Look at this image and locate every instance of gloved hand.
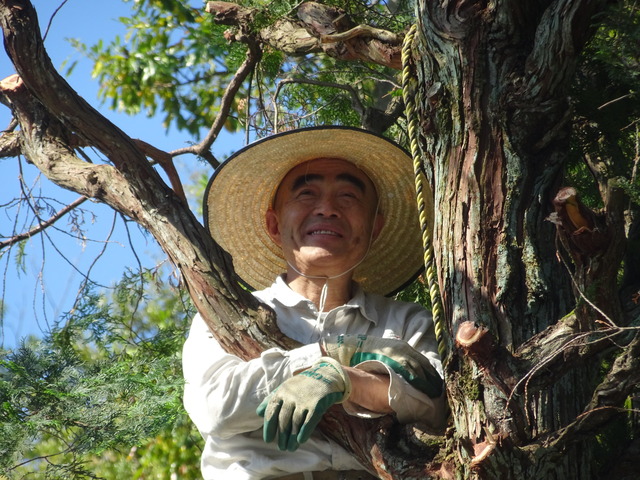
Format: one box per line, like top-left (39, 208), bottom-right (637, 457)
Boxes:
top-left (322, 334), bottom-right (442, 398)
top-left (256, 357), bottom-right (351, 452)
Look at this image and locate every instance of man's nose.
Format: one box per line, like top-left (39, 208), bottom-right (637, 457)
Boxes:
top-left (313, 195), bottom-right (339, 216)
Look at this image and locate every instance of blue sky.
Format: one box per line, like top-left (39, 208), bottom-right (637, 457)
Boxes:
top-left (0, 1), bottom-right (242, 347)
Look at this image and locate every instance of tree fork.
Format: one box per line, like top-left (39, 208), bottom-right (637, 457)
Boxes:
top-left (0, 0), bottom-right (290, 358)
top-left (206, 1), bottom-right (405, 69)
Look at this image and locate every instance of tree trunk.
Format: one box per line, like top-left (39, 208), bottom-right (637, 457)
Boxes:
top-left (412, 0), bottom-right (632, 478)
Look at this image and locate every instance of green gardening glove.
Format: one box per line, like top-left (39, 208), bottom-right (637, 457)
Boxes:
top-left (256, 357), bottom-right (351, 452)
top-left (322, 334), bottom-right (443, 398)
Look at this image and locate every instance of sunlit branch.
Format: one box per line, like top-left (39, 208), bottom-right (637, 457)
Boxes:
top-left (133, 139), bottom-right (187, 204)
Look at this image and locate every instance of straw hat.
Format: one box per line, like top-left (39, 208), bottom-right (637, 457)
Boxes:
top-left (204, 126), bottom-right (432, 296)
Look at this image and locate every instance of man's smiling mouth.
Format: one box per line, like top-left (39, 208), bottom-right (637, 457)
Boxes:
top-left (309, 229), bottom-right (341, 236)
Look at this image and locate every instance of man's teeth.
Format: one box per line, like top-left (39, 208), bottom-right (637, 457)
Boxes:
top-left (311, 230), bottom-right (338, 235)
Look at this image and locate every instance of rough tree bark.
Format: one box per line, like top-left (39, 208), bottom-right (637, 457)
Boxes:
top-left (412, 0), bottom-right (639, 478)
top-left (1, 0), bottom-right (639, 479)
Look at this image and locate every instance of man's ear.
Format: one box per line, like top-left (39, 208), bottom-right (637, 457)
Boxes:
top-left (372, 212), bottom-right (385, 242)
top-left (265, 208), bottom-right (282, 246)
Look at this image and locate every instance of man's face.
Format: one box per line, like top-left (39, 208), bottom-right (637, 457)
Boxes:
top-left (266, 158), bottom-right (384, 278)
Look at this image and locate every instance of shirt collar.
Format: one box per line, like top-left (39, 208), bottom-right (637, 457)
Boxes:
top-left (269, 275), bottom-right (378, 325)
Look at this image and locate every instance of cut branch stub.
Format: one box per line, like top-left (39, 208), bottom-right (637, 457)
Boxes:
top-left (456, 321), bottom-right (495, 369)
top-left (455, 320), bottom-right (521, 400)
top-left (550, 186), bottom-right (610, 256)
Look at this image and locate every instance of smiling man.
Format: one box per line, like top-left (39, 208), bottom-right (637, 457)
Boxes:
top-left (265, 158), bottom-right (384, 311)
top-left (183, 127), bottom-right (446, 480)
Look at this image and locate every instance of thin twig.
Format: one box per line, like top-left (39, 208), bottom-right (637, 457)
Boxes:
top-left (274, 77), bottom-right (366, 119)
top-left (170, 40), bottom-right (262, 166)
top-left (42, 0), bottom-right (70, 41)
top-left (597, 93), bottom-right (634, 110)
top-left (0, 196), bottom-right (88, 250)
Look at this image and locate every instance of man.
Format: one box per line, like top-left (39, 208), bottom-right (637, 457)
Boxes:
top-left (183, 126), bottom-right (446, 480)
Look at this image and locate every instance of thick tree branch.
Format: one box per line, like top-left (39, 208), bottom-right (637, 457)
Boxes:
top-left (0, 0), bottom-right (293, 357)
top-left (524, 0), bottom-right (609, 102)
top-left (321, 24), bottom-right (402, 46)
top-left (0, 2), bottom-right (149, 178)
top-left (206, 1), bottom-right (405, 69)
top-left (0, 129), bottom-right (20, 157)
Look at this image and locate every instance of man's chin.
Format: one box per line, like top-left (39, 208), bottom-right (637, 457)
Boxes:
top-left (293, 248), bottom-right (362, 274)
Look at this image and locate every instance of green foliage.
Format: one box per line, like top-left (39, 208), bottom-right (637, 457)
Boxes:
top-left (567, 0), bottom-right (640, 208)
top-left (618, 176), bottom-right (640, 207)
top-left (395, 275), bottom-right (433, 311)
top-left (13, 240), bottom-right (27, 276)
top-left (321, 0), bottom-right (414, 31)
top-left (0, 269), bottom-right (201, 479)
top-left (70, 0), bottom-right (242, 136)
top-left (593, 395), bottom-right (636, 475)
top-left (87, 415), bottom-right (202, 479)
top-left (70, 0), bottom-right (413, 138)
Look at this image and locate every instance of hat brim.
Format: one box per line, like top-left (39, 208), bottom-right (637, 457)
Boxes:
top-left (204, 126), bottom-right (432, 296)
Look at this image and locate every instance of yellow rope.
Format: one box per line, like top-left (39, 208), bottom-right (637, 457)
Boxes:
top-left (402, 24), bottom-right (447, 361)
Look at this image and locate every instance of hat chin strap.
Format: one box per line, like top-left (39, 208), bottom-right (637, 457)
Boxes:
top-left (286, 256), bottom-right (362, 314)
top-left (286, 201), bottom-right (380, 315)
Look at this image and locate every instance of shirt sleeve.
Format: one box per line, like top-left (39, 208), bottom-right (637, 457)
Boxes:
top-left (345, 360), bottom-right (447, 428)
top-left (344, 299), bottom-right (447, 428)
top-left (182, 313), bottom-right (323, 439)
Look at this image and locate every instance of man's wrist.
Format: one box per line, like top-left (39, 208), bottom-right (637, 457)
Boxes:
top-left (343, 366), bottom-right (393, 414)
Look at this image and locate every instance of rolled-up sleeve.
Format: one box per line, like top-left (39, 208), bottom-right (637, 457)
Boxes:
top-left (343, 295), bottom-right (447, 428)
top-left (342, 360), bottom-right (446, 428)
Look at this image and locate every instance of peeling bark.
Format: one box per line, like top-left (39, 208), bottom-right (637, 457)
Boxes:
top-left (413, 0), bottom-right (633, 478)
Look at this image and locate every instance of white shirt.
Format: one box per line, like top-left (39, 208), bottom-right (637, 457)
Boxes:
top-left (183, 276), bottom-right (445, 480)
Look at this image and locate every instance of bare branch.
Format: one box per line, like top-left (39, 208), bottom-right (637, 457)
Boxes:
top-left (169, 39), bottom-right (261, 165)
top-left (0, 196), bottom-right (88, 251)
